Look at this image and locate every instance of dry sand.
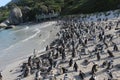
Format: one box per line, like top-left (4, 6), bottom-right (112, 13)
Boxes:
top-left (1, 21), bottom-right (61, 80)
top-left (1, 13), bottom-right (120, 80)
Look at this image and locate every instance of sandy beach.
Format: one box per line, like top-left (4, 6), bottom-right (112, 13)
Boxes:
top-left (0, 11), bottom-right (120, 80)
top-left (0, 21), bottom-right (61, 80)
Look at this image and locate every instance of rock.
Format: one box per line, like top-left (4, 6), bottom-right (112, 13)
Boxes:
top-left (0, 6), bottom-right (23, 28)
top-left (0, 20), bottom-right (15, 29)
top-left (0, 23), bottom-right (7, 28)
top-left (4, 25), bottom-right (15, 30)
top-left (9, 6), bottom-right (23, 25)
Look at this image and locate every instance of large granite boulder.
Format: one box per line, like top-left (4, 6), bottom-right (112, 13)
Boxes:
top-left (0, 6), bottom-right (23, 29)
top-left (9, 6), bottom-right (23, 25)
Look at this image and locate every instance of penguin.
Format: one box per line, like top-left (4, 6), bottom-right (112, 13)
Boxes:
top-left (107, 50), bottom-right (114, 57)
top-left (73, 62), bottom-right (78, 72)
top-left (79, 70), bottom-right (85, 80)
top-left (69, 58), bottom-right (73, 67)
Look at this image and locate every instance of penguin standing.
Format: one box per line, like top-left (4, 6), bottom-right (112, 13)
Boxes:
top-left (107, 70), bottom-right (113, 80)
top-left (79, 70), bottom-right (85, 80)
top-left (91, 64), bottom-right (98, 75)
top-left (62, 48), bottom-right (66, 60)
top-left (113, 44), bottom-right (119, 51)
top-left (73, 62), bottom-right (78, 72)
top-left (49, 58), bottom-right (53, 67)
top-left (96, 52), bottom-right (101, 61)
top-left (72, 47), bottom-right (76, 58)
top-left (69, 59), bottom-right (73, 67)
top-left (106, 60), bottom-right (113, 70)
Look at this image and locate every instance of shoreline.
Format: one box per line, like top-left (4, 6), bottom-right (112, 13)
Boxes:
top-left (1, 21), bottom-right (61, 80)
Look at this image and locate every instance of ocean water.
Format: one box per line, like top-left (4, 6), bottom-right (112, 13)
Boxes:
top-left (0, 22), bottom-right (56, 69)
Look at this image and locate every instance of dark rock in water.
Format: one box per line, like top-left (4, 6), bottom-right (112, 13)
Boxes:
top-left (4, 27), bottom-right (12, 30)
top-left (4, 25), bottom-right (15, 30)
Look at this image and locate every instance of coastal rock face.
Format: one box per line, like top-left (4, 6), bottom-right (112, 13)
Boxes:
top-left (0, 6), bottom-right (22, 29)
top-left (9, 6), bottom-right (23, 25)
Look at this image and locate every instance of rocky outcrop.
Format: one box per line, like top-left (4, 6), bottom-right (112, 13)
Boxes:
top-left (0, 23), bottom-right (7, 28)
top-left (0, 6), bottom-right (23, 29)
top-left (9, 6), bottom-right (23, 25)
top-left (0, 20), bottom-right (15, 29)
top-left (0, 20), bottom-right (9, 28)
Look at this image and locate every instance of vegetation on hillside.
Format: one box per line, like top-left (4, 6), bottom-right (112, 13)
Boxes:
top-left (63, 0), bottom-right (120, 14)
top-left (0, 7), bottom-right (9, 22)
top-left (0, 0), bottom-right (120, 22)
